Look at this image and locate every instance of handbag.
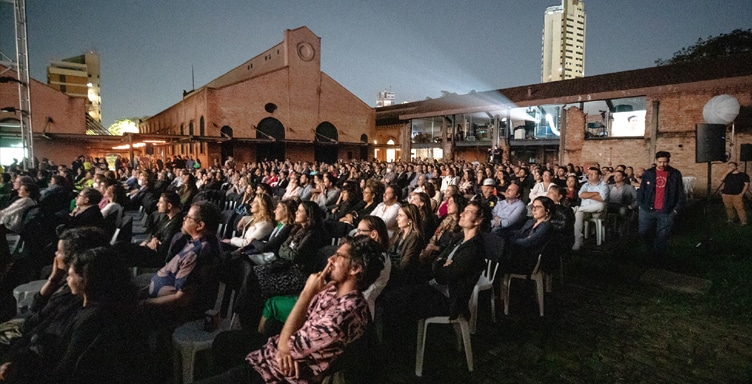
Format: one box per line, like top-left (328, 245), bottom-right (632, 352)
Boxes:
top-left (253, 261), bottom-right (306, 297)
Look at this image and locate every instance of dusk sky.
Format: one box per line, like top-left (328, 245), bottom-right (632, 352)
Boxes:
top-left (1, 0), bottom-right (750, 127)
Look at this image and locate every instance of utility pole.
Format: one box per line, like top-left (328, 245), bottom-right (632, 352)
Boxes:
top-left (1, 0), bottom-right (34, 169)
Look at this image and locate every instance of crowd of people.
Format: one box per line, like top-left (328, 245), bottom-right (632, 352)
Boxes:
top-left (0, 150), bottom-right (698, 382)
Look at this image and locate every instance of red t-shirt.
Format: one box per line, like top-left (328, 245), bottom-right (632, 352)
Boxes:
top-left (654, 169), bottom-right (668, 210)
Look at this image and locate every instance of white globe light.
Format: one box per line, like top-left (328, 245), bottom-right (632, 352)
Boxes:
top-left (703, 94), bottom-right (740, 125)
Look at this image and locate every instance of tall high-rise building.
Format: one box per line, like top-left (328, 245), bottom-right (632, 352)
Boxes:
top-left (541, 0), bottom-right (586, 83)
top-left (47, 51), bottom-right (101, 122)
top-left (376, 89), bottom-right (395, 107)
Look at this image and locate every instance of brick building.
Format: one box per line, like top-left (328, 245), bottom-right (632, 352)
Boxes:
top-left (376, 52), bottom-right (752, 196)
top-left (0, 64), bottom-right (124, 166)
top-left (139, 26), bottom-right (374, 166)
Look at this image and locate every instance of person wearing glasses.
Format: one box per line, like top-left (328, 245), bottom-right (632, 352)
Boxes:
top-left (57, 188), bottom-right (105, 235)
top-left (255, 216), bottom-right (391, 337)
top-left (201, 236), bottom-right (384, 384)
top-left (139, 200), bottom-right (221, 327)
top-left (500, 196), bottom-right (555, 274)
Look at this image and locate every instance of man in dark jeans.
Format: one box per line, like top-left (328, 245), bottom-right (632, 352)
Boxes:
top-left (636, 151), bottom-right (686, 262)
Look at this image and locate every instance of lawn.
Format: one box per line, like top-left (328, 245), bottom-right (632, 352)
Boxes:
top-left (370, 199), bottom-right (752, 384)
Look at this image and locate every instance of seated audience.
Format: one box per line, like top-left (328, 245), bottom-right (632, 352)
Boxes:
top-left (223, 194), bottom-right (275, 249)
top-left (410, 192), bottom-right (439, 241)
top-left (490, 183), bottom-right (527, 238)
top-left (56, 188), bottom-right (105, 235)
top-left (607, 170), bottom-right (638, 216)
top-left (139, 200), bottom-right (222, 327)
top-left (420, 194), bottom-right (466, 264)
top-left (572, 167), bottom-right (609, 251)
top-left (201, 236), bottom-right (384, 384)
top-left (371, 184), bottom-right (401, 237)
top-left (119, 191), bottom-right (185, 268)
top-left (380, 201), bottom-right (489, 331)
top-left (233, 201), bottom-right (326, 330)
top-left (386, 203), bottom-right (426, 286)
top-left (0, 246), bottom-right (136, 384)
top-left (501, 196), bottom-right (555, 274)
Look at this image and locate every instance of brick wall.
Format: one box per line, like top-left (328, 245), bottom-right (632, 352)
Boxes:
top-left (563, 82), bottom-right (752, 196)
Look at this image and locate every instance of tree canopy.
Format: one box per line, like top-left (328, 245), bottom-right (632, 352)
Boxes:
top-left (108, 118), bottom-right (141, 135)
top-left (655, 28), bottom-right (752, 66)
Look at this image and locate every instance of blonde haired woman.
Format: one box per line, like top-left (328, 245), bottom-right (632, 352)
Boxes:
top-left (223, 193), bottom-right (275, 249)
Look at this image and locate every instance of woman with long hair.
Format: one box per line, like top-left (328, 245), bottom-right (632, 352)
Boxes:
top-left (235, 200), bottom-right (326, 330)
top-left (564, 174), bottom-right (581, 208)
top-left (223, 194), bottom-right (275, 249)
top-left (178, 173), bottom-right (199, 209)
top-left (420, 193), bottom-right (466, 263)
top-left (459, 169), bottom-right (476, 197)
top-left (327, 183), bottom-right (361, 222)
top-left (387, 203), bottom-right (426, 286)
top-left (411, 192), bottom-right (439, 240)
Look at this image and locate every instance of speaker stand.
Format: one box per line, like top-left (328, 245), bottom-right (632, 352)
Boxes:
top-left (698, 162), bottom-right (714, 257)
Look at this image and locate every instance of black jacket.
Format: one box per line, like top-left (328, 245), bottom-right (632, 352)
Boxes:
top-left (431, 234), bottom-right (485, 320)
top-left (636, 166), bottom-right (685, 214)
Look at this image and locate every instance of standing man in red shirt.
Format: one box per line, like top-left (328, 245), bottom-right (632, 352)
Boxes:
top-left (636, 151), bottom-right (686, 262)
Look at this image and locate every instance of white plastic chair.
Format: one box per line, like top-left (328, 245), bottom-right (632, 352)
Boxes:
top-left (13, 279), bottom-right (46, 314)
top-left (172, 282), bottom-right (238, 384)
top-left (415, 314), bottom-right (473, 377)
top-left (501, 250), bottom-right (554, 317)
top-left (110, 228), bottom-right (121, 245)
top-left (584, 217), bottom-right (605, 245)
top-left (469, 259), bottom-right (498, 334)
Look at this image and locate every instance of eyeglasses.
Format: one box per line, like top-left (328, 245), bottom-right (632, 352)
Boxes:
top-left (184, 215), bottom-right (200, 222)
top-left (355, 228), bottom-right (371, 234)
top-left (531, 205), bottom-right (545, 210)
top-left (333, 251), bottom-right (350, 260)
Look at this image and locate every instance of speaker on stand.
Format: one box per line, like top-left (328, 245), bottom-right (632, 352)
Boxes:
top-left (740, 143), bottom-right (752, 172)
top-left (696, 95), bottom-right (740, 255)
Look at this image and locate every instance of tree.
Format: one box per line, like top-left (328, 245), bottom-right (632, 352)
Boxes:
top-left (108, 118), bottom-right (141, 135)
top-left (655, 28), bottom-right (752, 66)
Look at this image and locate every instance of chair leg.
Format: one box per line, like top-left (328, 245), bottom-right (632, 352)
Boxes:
top-left (173, 347), bottom-right (181, 384)
top-left (534, 274), bottom-right (545, 317)
top-left (458, 320), bottom-right (474, 372)
top-left (415, 319), bottom-right (427, 377)
top-left (451, 322), bottom-right (463, 351)
top-left (469, 288), bottom-right (478, 334)
top-left (490, 294), bottom-right (496, 323)
top-left (595, 219), bottom-right (604, 245)
top-left (180, 347), bottom-right (196, 384)
top-left (502, 275), bottom-right (511, 315)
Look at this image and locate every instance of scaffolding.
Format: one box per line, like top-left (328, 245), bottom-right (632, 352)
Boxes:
top-left (1, 0), bottom-right (34, 169)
